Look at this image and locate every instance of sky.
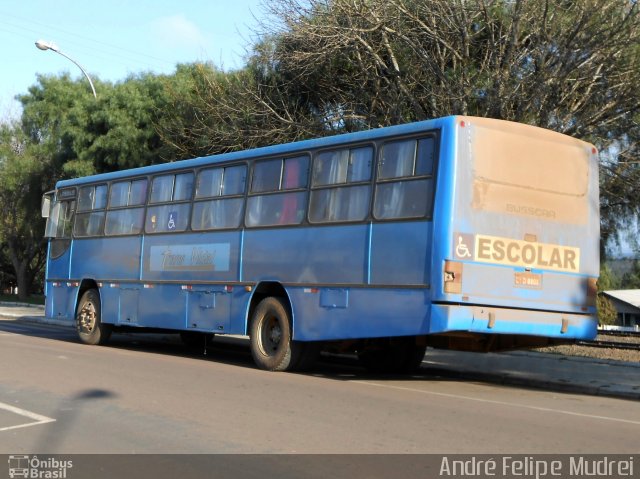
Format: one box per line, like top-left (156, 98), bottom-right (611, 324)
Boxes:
top-left (0, 0), bottom-right (265, 120)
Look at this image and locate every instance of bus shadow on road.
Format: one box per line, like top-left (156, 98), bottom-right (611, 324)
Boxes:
top-left (3, 319), bottom-right (558, 391)
top-left (103, 333), bottom-right (483, 386)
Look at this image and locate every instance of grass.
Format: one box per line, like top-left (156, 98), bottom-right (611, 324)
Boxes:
top-left (0, 294), bottom-right (45, 305)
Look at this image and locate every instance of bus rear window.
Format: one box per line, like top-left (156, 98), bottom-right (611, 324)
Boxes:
top-left (469, 121), bottom-right (591, 223)
top-left (473, 125), bottom-right (588, 196)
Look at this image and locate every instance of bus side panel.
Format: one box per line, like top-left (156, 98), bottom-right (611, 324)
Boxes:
top-left (140, 231), bottom-right (241, 283)
top-left (429, 117), bottom-right (459, 302)
top-left (370, 221), bottom-right (431, 286)
top-left (243, 226), bottom-right (368, 284)
top-left (46, 283), bottom-right (78, 321)
top-left (99, 285), bottom-right (119, 325)
top-left (99, 283), bottom-right (186, 329)
top-left (289, 287), bottom-right (431, 341)
top-left (46, 245), bottom-right (72, 280)
top-left (71, 237), bottom-right (142, 280)
top-left (45, 241), bottom-right (74, 320)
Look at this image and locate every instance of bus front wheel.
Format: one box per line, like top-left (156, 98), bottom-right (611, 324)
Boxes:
top-left (249, 297), bottom-right (304, 371)
top-left (76, 289), bottom-right (112, 345)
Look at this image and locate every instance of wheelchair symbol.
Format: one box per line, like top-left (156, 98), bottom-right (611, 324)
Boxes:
top-left (456, 235), bottom-right (472, 258)
top-left (167, 212), bottom-right (177, 230)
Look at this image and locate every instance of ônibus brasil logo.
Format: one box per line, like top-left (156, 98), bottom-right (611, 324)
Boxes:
top-left (8, 455), bottom-right (73, 479)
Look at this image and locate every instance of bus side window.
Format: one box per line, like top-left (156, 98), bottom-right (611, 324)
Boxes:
top-left (174, 173), bottom-right (193, 201)
top-left (75, 184), bottom-right (108, 237)
top-left (145, 173), bottom-right (193, 234)
top-left (309, 146), bottom-right (372, 223)
top-left (105, 208), bottom-right (145, 236)
top-left (192, 198), bottom-right (244, 230)
top-left (246, 192), bottom-right (307, 227)
top-left (145, 204), bottom-right (190, 233)
top-left (374, 137), bottom-right (435, 220)
top-left (56, 200), bottom-right (76, 238)
top-left (150, 175), bottom-right (174, 203)
top-left (105, 179), bottom-right (148, 236)
top-left (246, 157), bottom-right (309, 227)
top-left (196, 165), bottom-right (246, 199)
top-left (193, 165), bottom-right (247, 231)
top-left (130, 180), bottom-right (148, 205)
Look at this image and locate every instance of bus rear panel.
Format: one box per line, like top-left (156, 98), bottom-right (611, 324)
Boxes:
top-left (428, 117), bottom-right (598, 351)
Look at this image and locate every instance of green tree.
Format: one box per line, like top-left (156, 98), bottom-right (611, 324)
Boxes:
top-left (598, 264), bottom-right (620, 291)
top-left (620, 260), bottom-right (640, 289)
top-left (162, 0), bottom-right (640, 254)
top-left (75, 72), bottom-right (178, 173)
top-left (18, 72), bottom-right (177, 177)
top-left (1, 70), bottom-right (183, 297)
top-left (0, 123), bottom-right (48, 300)
top-left (158, 62), bottom-right (324, 158)
top-left (597, 294), bottom-right (618, 325)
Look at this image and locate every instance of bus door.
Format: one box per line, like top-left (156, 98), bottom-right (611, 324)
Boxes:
top-left (43, 190), bottom-right (77, 320)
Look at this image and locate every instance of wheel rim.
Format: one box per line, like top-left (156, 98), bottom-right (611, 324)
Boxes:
top-left (78, 300), bottom-right (96, 333)
top-left (259, 315), bottom-right (282, 356)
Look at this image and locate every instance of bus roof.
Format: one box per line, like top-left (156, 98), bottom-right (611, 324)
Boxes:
top-left (55, 116), bottom-right (456, 189)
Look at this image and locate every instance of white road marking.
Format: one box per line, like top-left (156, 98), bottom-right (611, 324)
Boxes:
top-left (356, 381), bottom-right (640, 426)
top-left (0, 401), bottom-right (56, 432)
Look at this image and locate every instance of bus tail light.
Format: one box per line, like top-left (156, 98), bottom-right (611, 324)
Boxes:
top-left (444, 261), bottom-right (463, 294)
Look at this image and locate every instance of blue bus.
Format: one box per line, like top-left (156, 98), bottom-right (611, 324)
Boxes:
top-left (41, 116), bottom-right (600, 372)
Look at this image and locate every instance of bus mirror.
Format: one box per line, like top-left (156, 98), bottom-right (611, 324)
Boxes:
top-left (41, 195), bottom-right (52, 218)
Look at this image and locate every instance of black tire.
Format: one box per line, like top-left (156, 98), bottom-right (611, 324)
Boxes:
top-left (76, 289), bottom-right (112, 345)
top-left (358, 337), bottom-right (427, 374)
top-left (249, 297), bottom-right (304, 371)
top-left (180, 331), bottom-right (215, 349)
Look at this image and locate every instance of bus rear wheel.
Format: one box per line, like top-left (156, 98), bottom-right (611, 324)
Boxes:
top-left (76, 289), bottom-right (112, 345)
top-left (249, 297), bottom-right (306, 371)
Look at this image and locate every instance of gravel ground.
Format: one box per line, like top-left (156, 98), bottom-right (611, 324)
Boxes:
top-left (534, 334), bottom-right (640, 363)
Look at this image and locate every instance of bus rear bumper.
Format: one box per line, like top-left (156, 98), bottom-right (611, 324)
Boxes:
top-left (429, 303), bottom-right (598, 341)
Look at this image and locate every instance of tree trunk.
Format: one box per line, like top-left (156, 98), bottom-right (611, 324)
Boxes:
top-left (14, 260), bottom-right (30, 302)
top-left (8, 241), bottom-right (32, 302)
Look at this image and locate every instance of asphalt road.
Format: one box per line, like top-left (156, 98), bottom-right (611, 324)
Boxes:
top-left (2, 320), bottom-right (639, 457)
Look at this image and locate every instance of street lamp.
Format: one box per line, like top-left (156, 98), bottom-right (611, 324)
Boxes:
top-left (35, 40), bottom-right (97, 98)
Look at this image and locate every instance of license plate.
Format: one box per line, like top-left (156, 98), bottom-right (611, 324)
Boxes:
top-left (514, 271), bottom-right (542, 289)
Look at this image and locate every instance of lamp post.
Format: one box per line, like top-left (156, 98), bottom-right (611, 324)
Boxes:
top-left (35, 40), bottom-right (97, 98)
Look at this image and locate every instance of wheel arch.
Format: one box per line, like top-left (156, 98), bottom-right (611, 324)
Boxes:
top-left (75, 279), bottom-right (100, 316)
top-left (245, 281), bottom-right (292, 335)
